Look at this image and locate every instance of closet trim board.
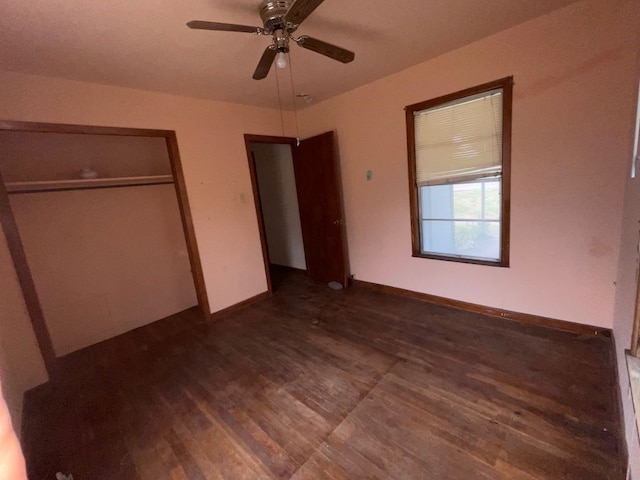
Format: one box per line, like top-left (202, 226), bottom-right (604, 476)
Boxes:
top-left (0, 169), bottom-right (57, 376)
top-left (0, 120), bottom-right (171, 138)
top-left (164, 130), bottom-right (211, 317)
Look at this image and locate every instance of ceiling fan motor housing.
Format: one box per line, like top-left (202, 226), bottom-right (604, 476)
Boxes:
top-left (260, 0), bottom-right (293, 32)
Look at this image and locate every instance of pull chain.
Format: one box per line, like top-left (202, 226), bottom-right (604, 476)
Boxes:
top-left (275, 60), bottom-right (286, 136)
top-left (287, 50), bottom-right (301, 145)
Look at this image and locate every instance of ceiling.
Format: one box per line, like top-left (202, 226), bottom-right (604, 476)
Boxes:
top-left (0, 0), bottom-right (580, 109)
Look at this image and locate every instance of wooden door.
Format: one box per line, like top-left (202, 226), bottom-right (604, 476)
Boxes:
top-left (292, 131), bottom-right (349, 287)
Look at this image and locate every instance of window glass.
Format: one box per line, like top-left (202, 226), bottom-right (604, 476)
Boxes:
top-left (419, 180), bottom-right (501, 261)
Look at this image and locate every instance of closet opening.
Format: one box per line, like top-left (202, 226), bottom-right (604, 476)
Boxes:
top-left (0, 121), bottom-right (208, 375)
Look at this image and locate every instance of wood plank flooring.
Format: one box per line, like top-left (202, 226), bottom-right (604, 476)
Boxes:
top-left (21, 271), bottom-right (623, 479)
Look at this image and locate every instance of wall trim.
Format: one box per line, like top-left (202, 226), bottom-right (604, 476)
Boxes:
top-left (353, 279), bottom-right (611, 337)
top-left (210, 291), bottom-right (269, 321)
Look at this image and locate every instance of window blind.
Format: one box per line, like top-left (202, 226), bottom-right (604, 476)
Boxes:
top-left (414, 89), bottom-right (503, 186)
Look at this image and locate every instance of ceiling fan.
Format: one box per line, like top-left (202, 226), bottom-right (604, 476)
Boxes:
top-left (187, 0), bottom-right (355, 80)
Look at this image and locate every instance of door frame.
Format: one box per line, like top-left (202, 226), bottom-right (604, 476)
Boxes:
top-left (243, 134), bottom-right (298, 295)
top-left (0, 120), bottom-right (210, 376)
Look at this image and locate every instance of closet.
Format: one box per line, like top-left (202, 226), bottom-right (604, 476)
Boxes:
top-left (0, 127), bottom-right (200, 357)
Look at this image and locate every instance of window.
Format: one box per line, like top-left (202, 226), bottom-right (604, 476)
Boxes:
top-left (406, 77), bottom-right (513, 266)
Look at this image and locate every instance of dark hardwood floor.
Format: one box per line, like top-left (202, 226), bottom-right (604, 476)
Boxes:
top-left (22, 271), bottom-right (623, 479)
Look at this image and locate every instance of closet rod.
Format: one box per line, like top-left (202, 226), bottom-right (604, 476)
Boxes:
top-left (5, 175), bottom-right (174, 194)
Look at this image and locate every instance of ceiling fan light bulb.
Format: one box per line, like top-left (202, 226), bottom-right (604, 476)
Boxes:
top-left (275, 52), bottom-right (287, 69)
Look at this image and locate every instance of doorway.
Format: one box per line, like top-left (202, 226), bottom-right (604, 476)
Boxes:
top-left (246, 136), bottom-right (304, 292)
top-left (244, 132), bottom-right (350, 294)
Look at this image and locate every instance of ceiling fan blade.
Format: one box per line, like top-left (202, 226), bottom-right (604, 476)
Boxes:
top-left (186, 21), bottom-right (261, 33)
top-left (284, 0), bottom-right (325, 26)
top-left (296, 36), bottom-right (355, 63)
top-left (253, 47), bottom-right (277, 80)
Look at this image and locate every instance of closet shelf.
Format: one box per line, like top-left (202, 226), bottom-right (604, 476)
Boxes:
top-left (5, 175), bottom-right (174, 194)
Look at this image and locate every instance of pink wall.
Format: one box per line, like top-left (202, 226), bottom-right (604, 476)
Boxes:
top-left (0, 71), bottom-right (294, 314)
top-left (10, 186), bottom-right (198, 356)
top-left (299, 0), bottom-right (640, 329)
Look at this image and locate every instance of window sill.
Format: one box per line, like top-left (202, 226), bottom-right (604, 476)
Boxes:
top-left (411, 252), bottom-right (509, 267)
top-left (626, 351), bottom-right (640, 439)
